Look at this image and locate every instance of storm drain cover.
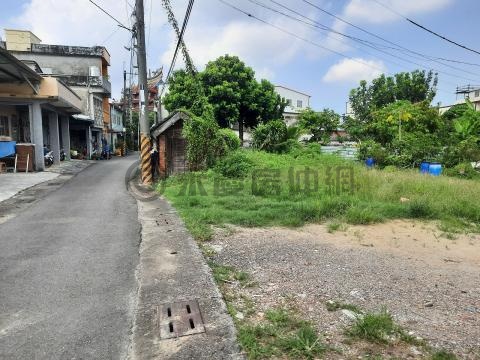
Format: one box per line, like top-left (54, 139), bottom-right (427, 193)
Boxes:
top-left (158, 300), bottom-right (206, 339)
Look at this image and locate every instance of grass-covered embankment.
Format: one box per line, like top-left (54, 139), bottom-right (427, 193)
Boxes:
top-left (159, 148), bottom-right (480, 241)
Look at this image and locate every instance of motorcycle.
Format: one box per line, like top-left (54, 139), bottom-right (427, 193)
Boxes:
top-left (44, 150), bottom-right (54, 167)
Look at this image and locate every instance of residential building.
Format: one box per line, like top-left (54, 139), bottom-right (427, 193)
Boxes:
top-left (4, 29), bottom-right (111, 157)
top-left (454, 85), bottom-right (480, 110)
top-left (0, 47), bottom-right (81, 170)
top-left (274, 85), bottom-right (311, 126)
top-left (109, 101), bottom-right (124, 150)
top-left (431, 85), bottom-right (480, 115)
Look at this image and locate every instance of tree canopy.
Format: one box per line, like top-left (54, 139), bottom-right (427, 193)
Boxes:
top-left (298, 108), bottom-right (340, 143)
top-left (163, 55), bottom-right (285, 141)
top-left (348, 70), bottom-right (438, 125)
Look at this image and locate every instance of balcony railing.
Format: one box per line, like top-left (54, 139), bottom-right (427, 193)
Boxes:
top-left (55, 75), bottom-right (111, 95)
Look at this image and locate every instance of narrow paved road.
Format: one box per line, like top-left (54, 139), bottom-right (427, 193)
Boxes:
top-left (0, 157), bottom-right (140, 359)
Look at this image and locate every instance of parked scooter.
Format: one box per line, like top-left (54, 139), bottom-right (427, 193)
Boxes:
top-left (44, 149), bottom-right (54, 167)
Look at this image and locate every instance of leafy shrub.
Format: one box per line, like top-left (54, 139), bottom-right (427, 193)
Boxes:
top-left (251, 121), bottom-right (302, 153)
top-left (443, 162), bottom-right (479, 179)
top-left (290, 143), bottom-right (322, 159)
top-left (387, 132), bottom-right (442, 168)
top-left (182, 112), bottom-right (224, 170)
top-left (215, 150), bottom-right (254, 178)
top-left (252, 120), bottom-right (287, 153)
top-left (442, 137), bottom-right (480, 168)
top-left (357, 140), bottom-right (388, 166)
top-left (218, 128), bottom-right (241, 152)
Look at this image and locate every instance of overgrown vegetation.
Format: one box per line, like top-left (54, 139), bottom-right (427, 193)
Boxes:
top-left (160, 147), bottom-right (480, 241)
top-left (345, 71), bottom-right (479, 172)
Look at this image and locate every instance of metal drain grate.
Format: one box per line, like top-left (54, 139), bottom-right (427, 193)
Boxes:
top-left (158, 300), bottom-right (206, 339)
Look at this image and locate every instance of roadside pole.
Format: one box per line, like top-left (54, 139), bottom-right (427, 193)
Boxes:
top-left (135, 0), bottom-right (152, 184)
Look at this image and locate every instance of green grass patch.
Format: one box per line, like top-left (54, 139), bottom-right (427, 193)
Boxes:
top-left (430, 350), bottom-right (457, 360)
top-left (238, 308), bottom-right (328, 359)
top-left (161, 149), bottom-right (480, 240)
top-left (208, 260), bottom-right (255, 287)
top-left (347, 308), bottom-right (425, 348)
top-left (326, 300), bottom-right (362, 313)
top-left (347, 309), bottom-right (396, 344)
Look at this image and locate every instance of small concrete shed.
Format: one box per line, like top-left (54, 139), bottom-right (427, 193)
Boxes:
top-left (150, 111), bottom-right (190, 178)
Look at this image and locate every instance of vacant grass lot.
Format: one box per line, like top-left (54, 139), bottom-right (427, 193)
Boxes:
top-left (159, 149), bottom-right (480, 241)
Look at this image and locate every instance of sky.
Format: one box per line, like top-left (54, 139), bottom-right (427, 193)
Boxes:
top-left (1, 0), bottom-right (480, 114)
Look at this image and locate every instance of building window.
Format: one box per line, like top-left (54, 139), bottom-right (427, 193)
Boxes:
top-left (286, 99), bottom-right (292, 106)
top-left (297, 100), bottom-right (303, 108)
top-left (475, 90), bottom-right (480, 97)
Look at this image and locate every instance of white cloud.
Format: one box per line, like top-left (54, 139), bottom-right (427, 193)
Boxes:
top-left (342, 0), bottom-right (453, 24)
top-left (322, 58), bottom-right (386, 83)
top-left (160, 18), bottom-right (314, 79)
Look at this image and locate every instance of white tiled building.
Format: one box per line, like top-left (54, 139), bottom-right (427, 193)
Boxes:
top-left (274, 85), bottom-right (311, 126)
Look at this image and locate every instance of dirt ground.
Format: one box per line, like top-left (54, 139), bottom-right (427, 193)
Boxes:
top-left (209, 220), bottom-right (480, 359)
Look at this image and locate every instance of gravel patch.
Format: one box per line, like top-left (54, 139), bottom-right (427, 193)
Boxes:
top-left (210, 221), bottom-right (480, 359)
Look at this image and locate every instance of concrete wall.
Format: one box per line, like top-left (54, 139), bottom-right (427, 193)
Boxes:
top-left (12, 52), bottom-right (103, 76)
top-left (5, 29), bottom-right (41, 51)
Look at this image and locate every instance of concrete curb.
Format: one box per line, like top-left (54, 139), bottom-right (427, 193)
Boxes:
top-left (130, 193), bottom-right (244, 359)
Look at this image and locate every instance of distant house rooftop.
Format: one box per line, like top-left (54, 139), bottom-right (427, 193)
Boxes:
top-left (3, 29), bottom-right (110, 64)
top-left (274, 85), bottom-right (311, 98)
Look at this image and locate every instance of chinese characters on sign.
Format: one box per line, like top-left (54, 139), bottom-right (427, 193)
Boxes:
top-left (175, 166), bottom-right (358, 197)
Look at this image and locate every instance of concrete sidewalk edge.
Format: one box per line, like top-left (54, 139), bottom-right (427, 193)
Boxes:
top-left (129, 191), bottom-right (244, 359)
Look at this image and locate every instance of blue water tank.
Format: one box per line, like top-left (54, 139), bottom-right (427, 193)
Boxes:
top-left (420, 162), bottom-right (430, 174)
top-left (365, 157), bottom-right (375, 168)
top-left (429, 163), bottom-right (442, 176)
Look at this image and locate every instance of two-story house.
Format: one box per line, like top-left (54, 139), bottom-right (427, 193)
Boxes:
top-left (0, 46), bottom-right (82, 170)
top-left (274, 85), bottom-right (311, 126)
top-left (4, 29), bottom-right (111, 157)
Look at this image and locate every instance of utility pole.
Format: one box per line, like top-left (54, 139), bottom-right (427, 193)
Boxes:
top-left (135, 0), bottom-right (152, 184)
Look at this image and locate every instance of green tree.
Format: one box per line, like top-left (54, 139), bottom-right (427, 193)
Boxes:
top-left (369, 100), bottom-right (441, 145)
top-left (163, 55), bottom-right (285, 142)
top-left (162, 70), bottom-right (211, 117)
top-left (298, 108), bottom-right (340, 143)
top-left (347, 70), bottom-right (438, 140)
top-left (201, 55), bottom-right (256, 133)
top-left (249, 79), bottom-right (286, 126)
top-left (201, 55), bottom-right (284, 142)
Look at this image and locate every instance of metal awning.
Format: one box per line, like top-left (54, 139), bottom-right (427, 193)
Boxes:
top-left (0, 47), bottom-right (42, 83)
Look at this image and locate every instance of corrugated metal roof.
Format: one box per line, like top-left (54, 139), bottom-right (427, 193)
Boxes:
top-left (0, 47), bottom-right (42, 83)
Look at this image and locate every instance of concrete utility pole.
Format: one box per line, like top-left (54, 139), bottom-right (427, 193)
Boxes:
top-left (135, 0), bottom-right (152, 184)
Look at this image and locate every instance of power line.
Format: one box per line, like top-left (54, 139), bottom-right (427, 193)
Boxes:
top-left (160, 0), bottom-right (195, 96)
top-left (162, 0), bottom-right (196, 74)
top-left (88, 0), bottom-right (131, 31)
top-left (370, 0), bottom-right (480, 56)
top-left (218, 0), bottom-right (454, 95)
top-left (250, 0), bottom-right (480, 84)
top-left (300, 0), bottom-right (480, 74)
top-left (219, 1), bottom-right (386, 73)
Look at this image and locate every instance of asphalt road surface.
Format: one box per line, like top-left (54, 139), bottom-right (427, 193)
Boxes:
top-left (0, 157), bottom-right (140, 359)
